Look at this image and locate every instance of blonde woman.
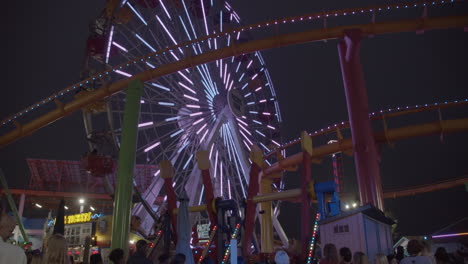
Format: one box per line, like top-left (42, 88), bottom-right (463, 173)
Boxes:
top-left (43, 234), bottom-right (70, 264)
top-left (353, 252), bottom-right (369, 264)
top-left (375, 253), bottom-right (389, 264)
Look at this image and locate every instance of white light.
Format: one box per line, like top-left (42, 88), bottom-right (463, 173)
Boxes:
top-left (144, 141), bottom-right (161, 152)
top-left (154, 170), bottom-right (161, 177)
top-left (178, 72), bottom-right (194, 85)
top-left (156, 15), bottom-right (177, 45)
top-left (345, 204), bottom-right (350, 209)
top-left (135, 33), bottom-right (155, 52)
top-left (64, 206), bottom-right (69, 210)
top-left (252, 120), bottom-right (262, 125)
top-left (105, 26), bottom-right (114, 64)
top-left (127, 3), bottom-right (147, 25)
top-left (165, 116), bottom-right (180, 122)
top-left (158, 102), bottom-right (175, 106)
top-left (196, 123), bottom-right (208, 134)
top-left (129, 240), bottom-right (135, 244)
top-left (115, 70), bottom-right (132, 77)
top-left (267, 125), bottom-right (276, 130)
top-left (145, 62), bottom-right (156, 68)
top-left (151, 83), bottom-right (170, 91)
top-left (90, 206), bottom-right (95, 211)
top-left (138, 121), bottom-right (154, 128)
top-left (352, 203), bottom-right (357, 208)
top-left (35, 203), bottom-right (42, 208)
top-left (236, 118), bottom-right (248, 127)
top-left (170, 129), bottom-right (184, 138)
top-left (246, 60), bottom-right (253, 69)
top-left (79, 198), bottom-right (85, 204)
top-left (255, 86), bottom-right (262, 92)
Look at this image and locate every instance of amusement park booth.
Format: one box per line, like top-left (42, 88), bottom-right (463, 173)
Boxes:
top-left (319, 205), bottom-right (394, 263)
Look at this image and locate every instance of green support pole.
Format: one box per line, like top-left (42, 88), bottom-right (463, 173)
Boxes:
top-left (0, 168), bottom-right (29, 243)
top-left (110, 80), bottom-right (143, 253)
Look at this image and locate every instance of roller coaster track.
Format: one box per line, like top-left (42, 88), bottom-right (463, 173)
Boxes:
top-left (0, 2), bottom-right (467, 147)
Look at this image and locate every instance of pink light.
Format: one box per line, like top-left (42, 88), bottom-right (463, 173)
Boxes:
top-left (271, 140), bottom-right (280, 146)
top-left (238, 123), bottom-right (252, 135)
top-left (144, 141), bottom-right (161, 152)
top-left (251, 73), bottom-right (258, 80)
top-left (200, 128), bottom-right (209, 142)
top-left (196, 123), bottom-right (208, 134)
top-left (179, 82), bottom-right (197, 94)
top-left (259, 99), bottom-right (267, 103)
top-left (115, 70), bottom-right (132, 77)
top-left (187, 104), bottom-right (200, 108)
top-left (190, 112), bottom-right (203, 117)
top-left (184, 94), bottom-right (199, 102)
top-left (236, 118), bottom-right (248, 127)
top-left (154, 170), bottom-right (160, 177)
top-left (262, 112), bottom-right (271, 116)
top-left (159, 0), bottom-right (172, 19)
top-left (255, 86), bottom-right (262, 92)
top-left (214, 151), bottom-right (219, 178)
top-left (267, 125), bottom-right (276, 130)
top-left (432, 232), bottom-right (468, 239)
top-left (193, 118), bottom-right (204, 125)
top-left (209, 143), bottom-right (215, 159)
top-left (228, 80), bottom-right (234, 91)
top-left (112, 41), bottom-right (127, 52)
top-left (138, 121), bottom-right (153, 128)
top-left (243, 140), bottom-right (251, 151)
top-left (200, 0), bottom-right (209, 36)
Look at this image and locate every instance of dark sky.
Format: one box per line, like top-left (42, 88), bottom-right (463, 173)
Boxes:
top-left (1, 0), bottom-right (467, 239)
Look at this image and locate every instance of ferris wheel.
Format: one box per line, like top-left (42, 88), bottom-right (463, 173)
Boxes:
top-left (82, 0), bottom-right (283, 211)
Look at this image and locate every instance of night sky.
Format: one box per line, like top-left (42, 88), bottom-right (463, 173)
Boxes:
top-left (1, 0), bottom-right (467, 240)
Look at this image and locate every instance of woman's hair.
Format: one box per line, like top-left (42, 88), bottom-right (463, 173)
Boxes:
top-left (353, 252), bottom-right (369, 264)
top-left (90, 253), bottom-right (103, 264)
top-left (407, 240), bottom-right (423, 256)
top-left (43, 234), bottom-right (70, 264)
top-left (375, 253), bottom-right (389, 264)
top-left (340, 247), bottom-right (352, 263)
top-left (171, 253), bottom-right (186, 264)
top-left (434, 247), bottom-right (450, 262)
top-left (323, 244), bottom-right (339, 264)
top-left (108, 248), bottom-right (124, 263)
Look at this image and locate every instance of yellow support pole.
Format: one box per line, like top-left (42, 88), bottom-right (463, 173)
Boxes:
top-left (259, 178), bottom-right (274, 253)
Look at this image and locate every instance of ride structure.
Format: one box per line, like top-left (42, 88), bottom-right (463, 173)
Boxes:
top-left (0, 0), bottom-right (467, 263)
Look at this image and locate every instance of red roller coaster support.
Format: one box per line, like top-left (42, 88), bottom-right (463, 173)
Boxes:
top-left (300, 132), bottom-right (313, 260)
top-left (242, 145), bottom-right (263, 257)
top-left (338, 29), bottom-right (384, 210)
top-left (160, 160), bottom-right (178, 241)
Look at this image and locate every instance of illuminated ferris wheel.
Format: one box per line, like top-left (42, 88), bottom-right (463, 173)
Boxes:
top-left (83, 0), bottom-right (283, 207)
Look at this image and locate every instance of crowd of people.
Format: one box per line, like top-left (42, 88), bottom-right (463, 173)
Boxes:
top-left (2, 212), bottom-right (467, 264)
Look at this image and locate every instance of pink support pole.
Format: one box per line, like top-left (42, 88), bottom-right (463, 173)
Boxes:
top-left (338, 29), bottom-right (384, 211)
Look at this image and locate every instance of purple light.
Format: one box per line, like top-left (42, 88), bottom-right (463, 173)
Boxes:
top-left (255, 86), bottom-right (262, 92)
top-left (138, 121), bottom-right (154, 128)
top-left (246, 60), bottom-right (253, 69)
top-left (115, 70), bottom-right (132, 77)
top-left (112, 42), bottom-right (128, 52)
top-left (144, 141), bottom-right (161, 152)
top-left (196, 123), bottom-right (208, 134)
top-left (179, 82), bottom-right (197, 94)
top-left (251, 73), bottom-right (258, 80)
top-left (187, 104), bottom-right (200, 108)
top-left (432, 232), bottom-right (468, 239)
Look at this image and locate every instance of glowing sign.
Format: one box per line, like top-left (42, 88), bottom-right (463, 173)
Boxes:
top-left (64, 212), bottom-right (92, 225)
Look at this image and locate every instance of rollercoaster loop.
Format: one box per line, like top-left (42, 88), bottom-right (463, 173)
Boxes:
top-left (0, 0), bottom-right (465, 129)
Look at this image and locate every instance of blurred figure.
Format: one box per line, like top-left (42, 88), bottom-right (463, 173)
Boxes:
top-left (171, 253), bottom-right (186, 264)
top-left (158, 253), bottom-right (171, 264)
top-left (108, 248), bottom-right (125, 264)
top-left (0, 213), bottom-right (27, 264)
top-left (396, 246), bottom-right (405, 263)
top-left (434, 247), bottom-right (451, 264)
top-left (320, 244), bottom-right (339, 264)
top-left (69, 255), bottom-right (75, 264)
top-left (353, 252), bottom-right (369, 264)
top-left (340, 247), bottom-right (352, 264)
top-left (400, 240), bottom-right (432, 264)
top-left (421, 241), bottom-right (436, 264)
top-left (275, 250), bottom-right (290, 264)
top-left (387, 254), bottom-right (398, 264)
top-left (375, 253), bottom-right (389, 264)
top-left (127, 240), bottom-right (152, 264)
top-left (43, 234), bottom-right (70, 264)
top-left (90, 253), bottom-right (104, 264)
